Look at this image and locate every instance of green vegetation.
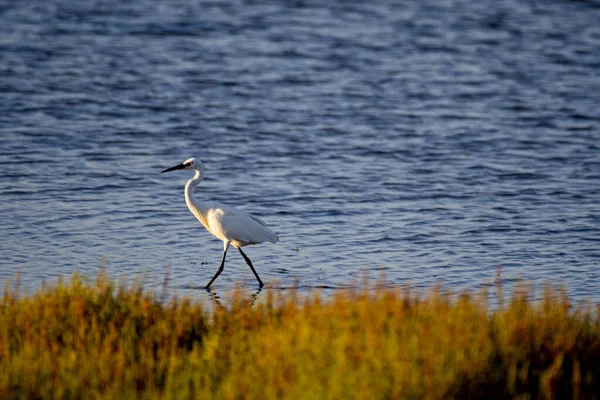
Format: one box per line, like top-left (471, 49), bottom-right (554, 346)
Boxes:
top-left (1, 274), bottom-right (599, 399)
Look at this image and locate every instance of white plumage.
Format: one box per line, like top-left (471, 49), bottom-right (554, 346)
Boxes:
top-left (162, 157), bottom-right (278, 288)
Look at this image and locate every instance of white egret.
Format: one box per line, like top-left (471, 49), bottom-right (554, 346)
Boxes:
top-left (161, 158), bottom-right (278, 288)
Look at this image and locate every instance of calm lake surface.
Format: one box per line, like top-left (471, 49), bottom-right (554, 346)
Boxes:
top-left (1, 0), bottom-right (599, 303)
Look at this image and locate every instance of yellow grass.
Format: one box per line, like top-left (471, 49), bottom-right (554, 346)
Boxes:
top-left (1, 273), bottom-right (599, 399)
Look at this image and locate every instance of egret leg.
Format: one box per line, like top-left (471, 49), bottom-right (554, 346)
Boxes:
top-left (206, 242), bottom-right (230, 289)
top-left (238, 247), bottom-right (264, 287)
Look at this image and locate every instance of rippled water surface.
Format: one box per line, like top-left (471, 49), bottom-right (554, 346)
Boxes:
top-left (1, 0), bottom-right (599, 302)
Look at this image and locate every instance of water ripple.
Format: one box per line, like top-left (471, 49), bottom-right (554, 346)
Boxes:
top-left (1, 0), bottom-right (599, 304)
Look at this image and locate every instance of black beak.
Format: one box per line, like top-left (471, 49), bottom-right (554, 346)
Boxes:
top-left (161, 163), bottom-right (186, 173)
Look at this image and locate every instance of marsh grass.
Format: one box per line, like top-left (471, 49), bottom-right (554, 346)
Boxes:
top-left (1, 273), bottom-right (599, 399)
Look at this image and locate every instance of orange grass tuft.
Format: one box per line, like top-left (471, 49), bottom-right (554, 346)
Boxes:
top-left (1, 274), bottom-right (599, 399)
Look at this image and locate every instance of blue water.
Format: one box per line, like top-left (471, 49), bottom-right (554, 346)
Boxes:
top-left (1, 0), bottom-right (599, 303)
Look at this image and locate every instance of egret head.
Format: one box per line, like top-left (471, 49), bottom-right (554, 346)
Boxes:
top-left (161, 157), bottom-right (202, 173)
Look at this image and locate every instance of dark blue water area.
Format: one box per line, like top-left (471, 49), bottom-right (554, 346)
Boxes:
top-left (1, 0), bottom-right (599, 305)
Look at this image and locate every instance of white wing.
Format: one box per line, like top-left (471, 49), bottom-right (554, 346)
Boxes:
top-left (206, 203), bottom-right (279, 246)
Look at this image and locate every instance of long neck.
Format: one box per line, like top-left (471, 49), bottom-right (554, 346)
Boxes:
top-left (184, 169), bottom-right (211, 230)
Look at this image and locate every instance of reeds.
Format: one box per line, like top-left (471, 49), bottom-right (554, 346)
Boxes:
top-left (1, 274), bottom-right (598, 399)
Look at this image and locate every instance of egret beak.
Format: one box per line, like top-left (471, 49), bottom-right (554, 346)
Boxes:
top-left (161, 163), bottom-right (186, 173)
